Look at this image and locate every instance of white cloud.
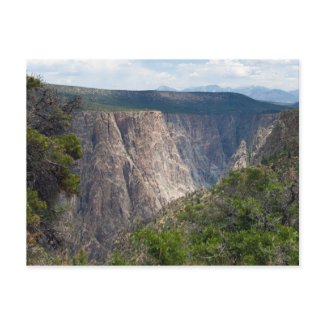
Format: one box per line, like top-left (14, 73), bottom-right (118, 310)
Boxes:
top-left (207, 60), bottom-right (252, 76)
top-left (26, 59), bottom-right (299, 91)
top-left (189, 72), bottom-right (199, 77)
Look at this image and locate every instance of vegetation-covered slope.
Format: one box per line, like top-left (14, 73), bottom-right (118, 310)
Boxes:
top-left (109, 110), bottom-right (299, 265)
top-left (51, 84), bottom-right (294, 115)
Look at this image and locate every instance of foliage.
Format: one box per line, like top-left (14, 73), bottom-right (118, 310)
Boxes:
top-left (214, 167), bottom-right (288, 231)
top-left (27, 245), bottom-right (57, 265)
top-left (26, 75), bottom-right (83, 265)
top-left (132, 228), bottom-right (186, 265)
top-left (26, 190), bottom-right (47, 249)
top-left (27, 75), bottom-right (44, 89)
top-left (27, 189), bottom-right (47, 225)
top-left (27, 127), bottom-right (82, 200)
top-left (27, 247), bottom-right (90, 266)
top-left (188, 225), bottom-right (298, 265)
top-left (72, 250), bottom-right (89, 265)
top-left (111, 163), bottom-right (298, 265)
top-left (53, 134), bottom-right (83, 160)
top-left (110, 252), bottom-right (129, 266)
top-left (227, 226), bottom-right (298, 265)
top-left (27, 79), bottom-right (81, 136)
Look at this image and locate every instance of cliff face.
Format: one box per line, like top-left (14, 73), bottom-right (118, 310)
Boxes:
top-left (227, 110), bottom-right (299, 209)
top-left (57, 110), bottom-right (279, 260)
top-left (63, 111), bottom-right (196, 258)
top-left (228, 140), bottom-right (249, 170)
top-left (164, 113), bottom-right (275, 185)
top-left (251, 110), bottom-right (299, 165)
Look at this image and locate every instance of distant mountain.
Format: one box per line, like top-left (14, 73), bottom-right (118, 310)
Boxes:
top-left (156, 85), bottom-right (179, 92)
top-left (182, 85), bottom-right (225, 92)
top-left (180, 85), bottom-right (299, 103)
top-left (289, 102), bottom-right (299, 109)
top-left (289, 89), bottom-right (299, 98)
top-left (237, 86), bottom-right (299, 103)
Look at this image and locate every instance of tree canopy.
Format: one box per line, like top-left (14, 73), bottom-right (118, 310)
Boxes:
top-left (110, 164), bottom-right (299, 266)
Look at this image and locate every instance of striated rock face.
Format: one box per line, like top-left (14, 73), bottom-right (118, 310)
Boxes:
top-left (65, 111), bottom-right (196, 258)
top-left (164, 114), bottom-right (226, 186)
top-left (251, 110), bottom-right (299, 165)
top-left (250, 123), bottom-right (275, 162)
top-left (248, 110), bottom-right (299, 210)
top-left (164, 113), bottom-right (276, 185)
top-left (57, 110), bottom-right (279, 260)
top-left (228, 140), bottom-right (248, 170)
top-left (228, 110), bottom-right (299, 175)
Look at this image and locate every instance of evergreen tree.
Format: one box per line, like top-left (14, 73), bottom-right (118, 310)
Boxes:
top-left (26, 75), bottom-right (83, 264)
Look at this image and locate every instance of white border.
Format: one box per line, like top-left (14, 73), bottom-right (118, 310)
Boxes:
top-left (1, 1), bottom-right (324, 324)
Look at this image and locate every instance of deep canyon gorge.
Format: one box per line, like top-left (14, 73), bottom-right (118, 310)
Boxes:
top-left (57, 109), bottom-right (280, 260)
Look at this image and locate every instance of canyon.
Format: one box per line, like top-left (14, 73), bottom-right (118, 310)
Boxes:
top-left (56, 108), bottom-right (280, 260)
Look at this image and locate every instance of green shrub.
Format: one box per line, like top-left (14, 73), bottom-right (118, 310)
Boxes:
top-left (27, 75), bottom-right (43, 89)
top-left (133, 228), bottom-right (186, 265)
top-left (226, 226), bottom-right (298, 265)
top-left (72, 249), bottom-right (89, 265)
top-left (27, 189), bottom-right (47, 225)
top-left (110, 252), bottom-right (129, 266)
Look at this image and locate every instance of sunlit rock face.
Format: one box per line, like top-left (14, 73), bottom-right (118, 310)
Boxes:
top-left (57, 110), bottom-right (278, 260)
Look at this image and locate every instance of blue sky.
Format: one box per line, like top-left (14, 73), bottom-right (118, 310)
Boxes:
top-left (26, 59), bottom-right (299, 91)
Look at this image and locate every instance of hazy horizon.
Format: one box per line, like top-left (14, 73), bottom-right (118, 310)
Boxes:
top-left (27, 59), bottom-right (299, 92)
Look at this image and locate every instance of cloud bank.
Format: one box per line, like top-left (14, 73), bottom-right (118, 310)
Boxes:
top-left (27, 59), bottom-right (299, 91)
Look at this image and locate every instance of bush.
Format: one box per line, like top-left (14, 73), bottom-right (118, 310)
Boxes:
top-left (27, 127), bottom-right (82, 201)
top-left (72, 250), bottom-right (89, 265)
top-left (226, 226), bottom-right (298, 265)
top-left (110, 252), bottom-right (128, 266)
top-left (215, 166), bottom-right (289, 231)
top-left (27, 189), bottom-right (47, 225)
top-left (27, 75), bottom-right (44, 89)
top-left (133, 228), bottom-right (186, 265)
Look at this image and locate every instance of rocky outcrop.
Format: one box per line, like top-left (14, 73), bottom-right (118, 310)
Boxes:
top-left (227, 110), bottom-right (299, 181)
top-left (250, 123), bottom-right (275, 163)
top-left (56, 110), bottom-right (280, 260)
top-left (251, 110), bottom-right (299, 165)
top-left (228, 140), bottom-right (248, 170)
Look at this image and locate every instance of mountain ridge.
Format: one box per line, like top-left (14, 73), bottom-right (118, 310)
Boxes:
top-left (157, 84), bottom-right (299, 103)
top-left (51, 84), bottom-right (295, 115)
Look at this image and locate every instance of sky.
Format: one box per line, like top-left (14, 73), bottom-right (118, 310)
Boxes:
top-left (26, 59), bottom-right (299, 91)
